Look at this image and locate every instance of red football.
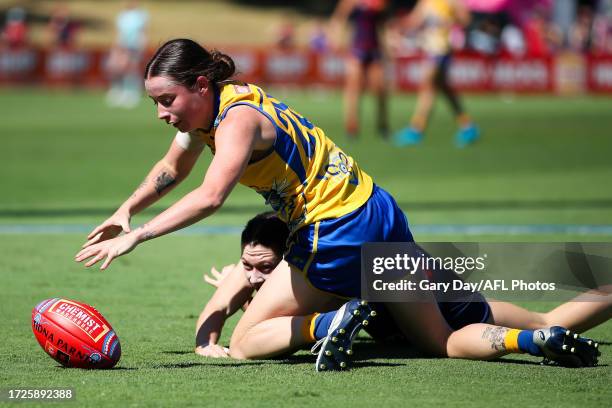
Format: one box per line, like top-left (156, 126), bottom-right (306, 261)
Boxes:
top-left (32, 298), bottom-right (121, 369)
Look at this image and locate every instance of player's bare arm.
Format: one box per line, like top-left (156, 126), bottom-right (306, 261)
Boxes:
top-left (195, 263), bottom-right (254, 357)
top-left (82, 139), bottom-right (204, 248)
top-left (75, 106), bottom-right (263, 270)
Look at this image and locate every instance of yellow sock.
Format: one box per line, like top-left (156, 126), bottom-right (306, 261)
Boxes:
top-left (504, 329), bottom-right (522, 353)
top-left (301, 313), bottom-right (319, 343)
top-left (410, 115), bottom-right (426, 132)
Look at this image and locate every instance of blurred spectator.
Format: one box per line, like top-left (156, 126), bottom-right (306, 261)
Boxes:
top-left (500, 23), bottom-right (526, 56)
top-left (592, 0), bottom-right (612, 53)
top-left (2, 7), bottom-right (28, 49)
top-left (274, 18), bottom-right (296, 51)
top-left (47, 4), bottom-right (80, 50)
top-left (309, 19), bottom-right (329, 54)
top-left (521, 7), bottom-right (562, 56)
top-left (106, 1), bottom-right (148, 109)
top-left (468, 15), bottom-right (501, 55)
top-left (569, 5), bottom-right (594, 52)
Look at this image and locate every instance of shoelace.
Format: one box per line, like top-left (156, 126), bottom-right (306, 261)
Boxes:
top-left (310, 338), bottom-right (325, 355)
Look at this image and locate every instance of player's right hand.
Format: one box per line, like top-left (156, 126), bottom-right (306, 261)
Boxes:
top-left (195, 344), bottom-right (230, 358)
top-left (82, 210), bottom-right (131, 248)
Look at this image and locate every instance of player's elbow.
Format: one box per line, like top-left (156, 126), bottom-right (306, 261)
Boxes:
top-left (194, 188), bottom-right (225, 213)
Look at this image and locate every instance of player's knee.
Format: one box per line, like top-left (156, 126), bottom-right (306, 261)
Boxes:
top-left (228, 345), bottom-right (248, 360)
top-left (425, 335), bottom-right (450, 357)
top-left (228, 336), bottom-right (251, 360)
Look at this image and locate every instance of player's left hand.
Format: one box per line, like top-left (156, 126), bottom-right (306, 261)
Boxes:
top-left (203, 264), bottom-right (235, 288)
top-left (74, 232), bottom-right (140, 270)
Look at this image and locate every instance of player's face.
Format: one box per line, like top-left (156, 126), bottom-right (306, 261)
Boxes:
top-left (145, 75), bottom-right (212, 133)
top-left (241, 244), bottom-right (281, 287)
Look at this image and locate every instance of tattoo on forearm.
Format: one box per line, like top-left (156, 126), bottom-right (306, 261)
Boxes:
top-left (131, 180), bottom-right (148, 199)
top-left (481, 327), bottom-right (510, 351)
top-left (140, 224), bottom-right (156, 241)
top-left (154, 171), bottom-right (176, 195)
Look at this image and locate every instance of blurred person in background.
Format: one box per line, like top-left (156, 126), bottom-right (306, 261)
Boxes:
top-left (522, 7), bottom-right (562, 56)
top-left (570, 4), bottom-right (595, 52)
top-left (592, 0), bottom-right (612, 53)
top-left (500, 23), bottom-right (526, 56)
top-left (329, 0), bottom-right (389, 139)
top-left (394, 0), bottom-right (479, 148)
top-left (106, 0), bottom-right (148, 108)
top-left (274, 16), bottom-right (296, 51)
top-left (1, 6), bottom-right (28, 50)
top-left (47, 4), bottom-right (80, 50)
top-left (309, 18), bottom-right (329, 54)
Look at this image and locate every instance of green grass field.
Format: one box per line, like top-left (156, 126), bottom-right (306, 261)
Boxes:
top-left (1, 89), bottom-right (611, 407)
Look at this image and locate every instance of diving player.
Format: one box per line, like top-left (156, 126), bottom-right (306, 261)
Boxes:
top-left (76, 39), bottom-right (598, 371)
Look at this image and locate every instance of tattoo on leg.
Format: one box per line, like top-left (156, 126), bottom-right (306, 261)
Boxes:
top-left (481, 327), bottom-right (510, 351)
top-left (154, 172), bottom-right (175, 195)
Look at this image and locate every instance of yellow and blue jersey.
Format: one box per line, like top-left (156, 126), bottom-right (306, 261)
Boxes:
top-left (191, 81), bottom-right (373, 234)
top-left (421, 0), bottom-right (455, 56)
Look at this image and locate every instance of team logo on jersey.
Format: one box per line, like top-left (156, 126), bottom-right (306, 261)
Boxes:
top-left (316, 147), bottom-right (359, 186)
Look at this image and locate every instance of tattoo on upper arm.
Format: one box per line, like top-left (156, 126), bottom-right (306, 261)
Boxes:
top-left (154, 171), bottom-right (176, 195)
top-left (481, 327), bottom-right (510, 351)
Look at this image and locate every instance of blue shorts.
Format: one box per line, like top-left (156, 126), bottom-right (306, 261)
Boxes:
top-left (364, 300), bottom-right (491, 342)
top-left (285, 185), bottom-right (413, 298)
top-left (351, 47), bottom-right (382, 66)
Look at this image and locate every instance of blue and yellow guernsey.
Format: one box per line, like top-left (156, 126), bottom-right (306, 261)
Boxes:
top-left (189, 82), bottom-right (373, 234)
top-left (421, 0), bottom-right (455, 56)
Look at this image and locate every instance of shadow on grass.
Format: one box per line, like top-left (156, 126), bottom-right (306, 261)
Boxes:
top-left (159, 339), bottom-right (609, 370)
top-left (152, 361), bottom-right (270, 369)
top-left (492, 358), bottom-right (608, 368)
top-left (55, 365), bottom-right (138, 371)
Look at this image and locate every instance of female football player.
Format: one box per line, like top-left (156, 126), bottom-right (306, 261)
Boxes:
top-left (330, 0), bottom-right (389, 139)
top-left (76, 39), bottom-right (599, 370)
top-left (394, 0), bottom-right (479, 147)
top-left (196, 212), bottom-right (610, 367)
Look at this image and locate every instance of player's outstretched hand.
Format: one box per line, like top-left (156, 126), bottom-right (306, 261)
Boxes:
top-left (75, 232), bottom-right (139, 270)
top-left (195, 344), bottom-right (230, 358)
top-left (203, 264), bottom-right (235, 288)
top-left (82, 210), bottom-right (132, 249)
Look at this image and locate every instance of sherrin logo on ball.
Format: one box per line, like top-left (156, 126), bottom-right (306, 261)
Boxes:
top-left (31, 298), bottom-right (121, 369)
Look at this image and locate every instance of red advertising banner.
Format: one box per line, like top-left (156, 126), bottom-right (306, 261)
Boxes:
top-left (1, 46), bottom-right (612, 94)
top-left (0, 47), bottom-right (42, 84)
top-left (587, 54), bottom-right (612, 93)
top-left (395, 53), bottom-right (553, 93)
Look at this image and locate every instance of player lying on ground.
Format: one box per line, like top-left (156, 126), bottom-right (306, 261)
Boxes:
top-left (75, 39), bottom-right (602, 370)
top-left (195, 212), bottom-right (610, 368)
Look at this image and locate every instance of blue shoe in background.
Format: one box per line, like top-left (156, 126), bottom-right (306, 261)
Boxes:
top-left (393, 127), bottom-right (423, 146)
top-left (455, 124), bottom-right (480, 147)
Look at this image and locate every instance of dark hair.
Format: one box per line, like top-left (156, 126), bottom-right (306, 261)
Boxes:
top-left (241, 212), bottom-right (289, 257)
top-left (144, 38), bottom-right (235, 87)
